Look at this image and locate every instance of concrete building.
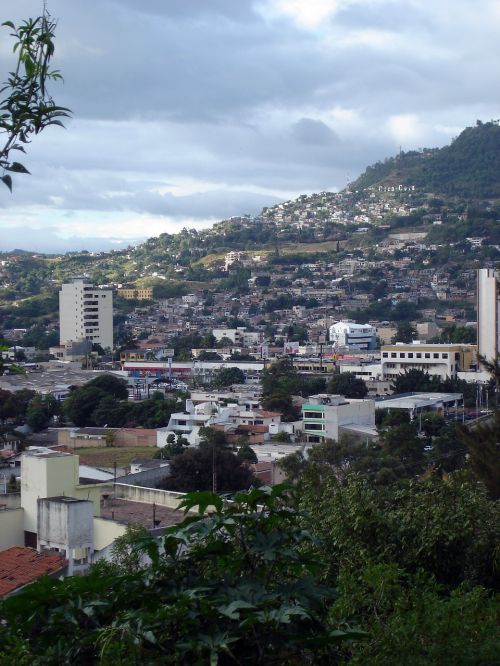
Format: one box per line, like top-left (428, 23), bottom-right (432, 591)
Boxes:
top-left (212, 327), bottom-right (263, 347)
top-left (117, 287), bottom-right (153, 300)
top-left (329, 322), bottom-right (376, 351)
top-left (301, 394), bottom-right (376, 444)
top-left (375, 392), bottom-right (464, 422)
top-left (380, 343), bottom-right (476, 381)
top-left (477, 268), bottom-right (500, 364)
top-left (59, 278), bottom-right (113, 350)
top-left (38, 497), bottom-right (94, 574)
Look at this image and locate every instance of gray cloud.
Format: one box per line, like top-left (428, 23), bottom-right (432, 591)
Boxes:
top-left (1, 0), bottom-right (499, 250)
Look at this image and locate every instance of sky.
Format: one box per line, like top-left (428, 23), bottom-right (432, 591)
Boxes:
top-left (1, 0), bottom-right (499, 253)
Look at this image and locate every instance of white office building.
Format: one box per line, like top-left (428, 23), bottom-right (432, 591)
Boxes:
top-left (477, 268), bottom-right (500, 364)
top-left (59, 279), bottom-right (113, 350)
top-left (380, 343), bottom-right (475, 380)
top-left (329, 321), bottom-right (376, 351)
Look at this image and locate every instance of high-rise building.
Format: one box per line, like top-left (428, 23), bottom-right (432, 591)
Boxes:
top-left (59, 278), bottom-right (113, 350)
top-left (477, 269), bottom-right (500, 364)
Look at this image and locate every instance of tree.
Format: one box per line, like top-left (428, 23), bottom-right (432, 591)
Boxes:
top-left (212, 366), bottom-right (245, 388)
top-left (261, 358), bottom-right (301, 397)
top-left (459, 411), bottom-right (500, 499)
top-left (382, 421), bottom-right (425, 468)
top-left (261, 392), bottom-right (300, 422)
top-left (236, 442), bottom-right (258, 464)
top-left (63, 385), bottom-right (105, 427)
top-left (0, 486), bottom-right (360, 663)
top-left (391, 369), bottom-right (432, 394)
top-left (161, 440), bottom-right (258, 493)
top-left (197, 350), bottom-right (222, 361)
top-left (85, 374), bottom-right (129, 400)
top-left (327, 372), bottom-right (368, 399)
top-left (1, 13), bottom-right (70, 191)
top-left (155, 433), bottom-right (189, 459)
top-left (391, 322), bottom-right (417, 344)
top-left (25, 405), bottom-right (49, 431)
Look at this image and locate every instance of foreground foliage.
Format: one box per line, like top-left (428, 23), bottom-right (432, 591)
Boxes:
top-left (0, 486), bottom-right (359, 665)
top-left (1, 13), bottom-right (70, 190)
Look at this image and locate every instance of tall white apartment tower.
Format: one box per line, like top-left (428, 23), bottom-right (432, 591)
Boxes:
top-left (477, 268), bottom-right (500, 364)
top-left (59, 278), bottom-right (113, 350)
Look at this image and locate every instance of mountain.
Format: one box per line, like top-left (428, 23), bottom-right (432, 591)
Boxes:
top-left (352, 120), bottom-right (500, 198)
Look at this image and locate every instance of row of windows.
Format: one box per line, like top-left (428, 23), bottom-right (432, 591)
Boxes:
top-left (303, 411), bottom-right (325, 419)
top-left (383, 351), bottom-right (449, 360)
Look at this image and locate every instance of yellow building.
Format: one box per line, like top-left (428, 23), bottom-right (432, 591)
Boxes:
top-left (0, 451), bottom-right (125, 556)
top-left (117, 287), bottom-right (154, 300)
top-left (381, 343), bottom-right (476, 380)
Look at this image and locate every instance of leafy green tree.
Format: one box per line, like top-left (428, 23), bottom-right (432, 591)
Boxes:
top-left (63, 385), bottom-right (105, 427)
top-left (261, 358), bottom-right (301, 397)
top-left (161, 438), bottom-right (258, 493)
top-left (198, 350), bottom-right (223, 361)
top-left (261, 392), bottom-right (300, 422)
top-left (0, 486), bottom-right (360, 664)
top-left (301, 472), bottom-right (499, 589)
top-left (391, 322), bottom-right (417, 344)
top-left (333, 565), bottom-right (499, 666)
top-left (327, 372), bottom-right (368, 398)
top-left (391, 369), bottom-right (432, 394)
top-left (420, 412), bottom-right (446, 438)
top-left (431, 424), bottom-right (466, 472)
top-left (459, 410), bottom-right (500, 499)
top-left (1, 13), bottom-right (70, 191)
top-left (91, 396), bottom-right (128, 428)
top-left (212, 366), bottom-right (245, 388)
top-left (382, 421), bottom-right (425, 468)
top-left (25, 405), bottom-right (49, 431)
top-left (155, 433), bottom-right (189, 459)
top-left (85, 374), bottom-right (129, 400)
top-left (236, 442), bottom-right (258, 464)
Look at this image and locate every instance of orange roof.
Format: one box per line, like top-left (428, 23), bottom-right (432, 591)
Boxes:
top-left (0, 546), bottom-right (67, 597)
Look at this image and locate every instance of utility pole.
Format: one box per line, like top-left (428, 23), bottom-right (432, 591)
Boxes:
top-left (212, 444), bottom-right (217, 493)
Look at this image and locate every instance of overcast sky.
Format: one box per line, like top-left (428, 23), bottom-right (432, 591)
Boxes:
top-left (1, 0), bottom-right (499, 252)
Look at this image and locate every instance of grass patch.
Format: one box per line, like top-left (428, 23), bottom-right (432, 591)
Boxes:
top-left (75, 446), bottom-right (158, 468)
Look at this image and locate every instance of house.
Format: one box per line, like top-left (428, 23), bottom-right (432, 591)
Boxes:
top-left (0, 546), bottom-right (67, 598)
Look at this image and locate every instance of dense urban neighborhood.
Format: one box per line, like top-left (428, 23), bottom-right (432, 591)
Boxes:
top-left (0, 121), bottom-right (499, 664)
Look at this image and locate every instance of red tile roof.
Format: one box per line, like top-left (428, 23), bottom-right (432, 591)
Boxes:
top-left (0, 546), bottom-right (67, 597)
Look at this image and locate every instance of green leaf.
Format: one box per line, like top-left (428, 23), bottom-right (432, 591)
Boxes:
top-left (6, 162), bottom-right (30, 174)
top-left (1, 174), bottom-right (12, 191)
top-left (177, 491), bottom-right (223, 515)
top-left (217, 600), bottom-right (255, 620)
top-left (2, 21), bottom-right (15, 29)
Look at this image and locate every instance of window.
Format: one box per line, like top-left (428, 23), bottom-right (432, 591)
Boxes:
top-left (400, 353), bottom-right (406, 358)
top-left (306, 423), bottom-right (324, 431)
top-left (304, 411), bottom-right (324, 419)
top-left (382, 352), bottom-right (388, 358)
top-left (408, 353), bottom-right (414, 358)
top-left (391, 352), bottom-right (397, 358)
top-left (433, 353), bottom-right (439, 359)
top-left (416, 353), bottom-right (422, 358)
top-left (425, 353), bottom-right (430, 359)
top-left (443, 353), bottom-right (449, 359)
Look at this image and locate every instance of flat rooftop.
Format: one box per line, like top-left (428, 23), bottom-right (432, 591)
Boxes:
top-left (0, 366), bottom-right (122, 395)
top-left (100, 497), bottom-right (185, 529)
top-left (376, 392), bottom-right (463, 410)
